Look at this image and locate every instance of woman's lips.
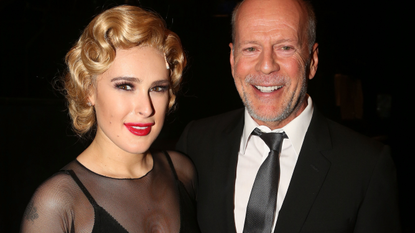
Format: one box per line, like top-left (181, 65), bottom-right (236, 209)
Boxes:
top-left (124, 122), bottom-right (155, 136)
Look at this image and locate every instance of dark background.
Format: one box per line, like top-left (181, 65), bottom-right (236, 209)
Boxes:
top-left (0, 0), bottom-right (410, 232)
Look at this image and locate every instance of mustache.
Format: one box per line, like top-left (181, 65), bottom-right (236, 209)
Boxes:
top-left (245, 73), bottom-right (290, 86)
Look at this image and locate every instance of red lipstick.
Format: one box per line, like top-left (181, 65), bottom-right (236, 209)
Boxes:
top-left (124, 122), bottom-right (155, 136)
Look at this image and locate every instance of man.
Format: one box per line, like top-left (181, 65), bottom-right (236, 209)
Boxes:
top-left (176, 0), bottom-right (401, 232)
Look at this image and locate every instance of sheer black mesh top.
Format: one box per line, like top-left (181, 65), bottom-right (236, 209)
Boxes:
top-left (21, 151), bottom-right (200, 233)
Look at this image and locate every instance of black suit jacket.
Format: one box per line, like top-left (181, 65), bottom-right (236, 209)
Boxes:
top-left (176, 108), bottom-right (401, 233)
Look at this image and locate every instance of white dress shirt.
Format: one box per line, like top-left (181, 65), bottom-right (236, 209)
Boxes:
top-left (234, 96), bottom-right (314, 232)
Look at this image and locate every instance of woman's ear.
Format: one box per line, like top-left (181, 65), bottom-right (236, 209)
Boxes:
top-left (87, 84), bottom-right (96, 106)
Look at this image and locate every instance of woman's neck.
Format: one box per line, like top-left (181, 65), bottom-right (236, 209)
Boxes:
top-left (76, 135), bottom-right (154, 179)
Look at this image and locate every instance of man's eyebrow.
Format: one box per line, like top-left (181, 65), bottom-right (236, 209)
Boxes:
top-left (275, 38), bottom-right (296, 43)
top-left (239, 40), bottom-right (260, 46)
top-left (110, 77), bottom-right (140, 82)
top-left (240, 38), bottom-right (297, 45)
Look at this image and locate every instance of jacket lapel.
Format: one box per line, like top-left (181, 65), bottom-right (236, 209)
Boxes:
top-left (275, 110), bottom-right (332, 232)
top-left (212, 109), bottom-right (244, 232)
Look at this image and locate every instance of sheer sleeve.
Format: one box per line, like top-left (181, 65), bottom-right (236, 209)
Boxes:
top-left (167, 150), bottom-right (198, 200)
top-left (20, 172), bottom-right (92, 233)
top-left (21, 157), bottom-right (199, 233)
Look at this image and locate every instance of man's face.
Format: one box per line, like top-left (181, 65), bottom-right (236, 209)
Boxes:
top-left (230, 0), bottom-right (318, 129)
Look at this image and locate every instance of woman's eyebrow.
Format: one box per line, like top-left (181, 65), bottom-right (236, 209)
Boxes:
top-left (152, 80), bottom-right (170, 86)
top-left (110, 76), bottom-right (140, 82)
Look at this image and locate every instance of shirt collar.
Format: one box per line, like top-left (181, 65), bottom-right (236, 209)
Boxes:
top-left (240, 96), bottom-right (314, 155)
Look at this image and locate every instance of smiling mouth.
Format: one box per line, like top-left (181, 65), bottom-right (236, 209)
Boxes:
top-left (131, 126), bottom-right (148, 130)
top-left (254, 85), bottom-right (283, 93)
top-left (124, 123), bottom-right (154, 136)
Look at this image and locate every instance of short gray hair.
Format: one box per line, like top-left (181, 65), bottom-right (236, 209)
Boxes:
top-left (231, 0), bottom-right (316, 52)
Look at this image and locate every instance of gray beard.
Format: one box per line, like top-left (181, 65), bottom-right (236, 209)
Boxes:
top-left (242, 73), bottom-right (308, 123)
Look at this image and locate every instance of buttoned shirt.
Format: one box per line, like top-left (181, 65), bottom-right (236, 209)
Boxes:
top-left (234, 96), bottom-right (314, 232)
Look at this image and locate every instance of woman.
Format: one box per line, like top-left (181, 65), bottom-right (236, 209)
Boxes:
top-left (21, 5), bottom-right (199, 233)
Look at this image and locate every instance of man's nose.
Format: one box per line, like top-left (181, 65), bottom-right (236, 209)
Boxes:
top-left (256, 48), bottom-right (280, 74)
top-left (135, 93), bottom-right (154, 117)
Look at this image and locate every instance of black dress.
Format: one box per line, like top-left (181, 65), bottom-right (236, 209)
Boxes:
top-left (21, 151), bottom-right (200, 233)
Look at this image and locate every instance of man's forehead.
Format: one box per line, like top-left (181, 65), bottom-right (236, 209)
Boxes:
top-left (236, 0), bottom-right (305, 27)
top-left (234, 0), bottom-right (308, 42)
top-left (237, 18), bottom-right (300, 33)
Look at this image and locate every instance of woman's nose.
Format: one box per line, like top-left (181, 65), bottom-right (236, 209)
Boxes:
top-left (135, 93), bottom-right (154, 117)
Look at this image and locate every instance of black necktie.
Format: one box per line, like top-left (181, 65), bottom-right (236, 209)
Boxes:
top-left (243, 128), bottom-right (287, 233)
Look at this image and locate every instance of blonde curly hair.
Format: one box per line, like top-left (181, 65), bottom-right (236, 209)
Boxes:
top-left (63, 5), bottom-right (186, 136)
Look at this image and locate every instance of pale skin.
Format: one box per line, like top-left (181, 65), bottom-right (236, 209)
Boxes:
top-left (230, 0), bottom-right (319, 130)
top-left (77, 46), bottom-right (170, 179)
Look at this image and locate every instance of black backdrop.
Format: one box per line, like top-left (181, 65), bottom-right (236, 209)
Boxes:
top-left (0, 0), bottom-right (410, 232)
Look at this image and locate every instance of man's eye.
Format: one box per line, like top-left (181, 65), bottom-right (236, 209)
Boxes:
top-left (281, 46), bottom-right (293, 51)
top-left (242, 47), bottom-right (256, 52)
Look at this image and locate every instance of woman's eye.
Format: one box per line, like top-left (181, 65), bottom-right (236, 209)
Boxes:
top-left (150, 86), bottom-right (168, 92)
top-left (116, 83), bottom-right (133, 91)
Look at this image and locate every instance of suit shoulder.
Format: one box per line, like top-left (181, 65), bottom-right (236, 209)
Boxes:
top-left (188, 108), bottom-right (244, 130)
top-left (329, 118), bottom-right (383, 143)
top-left (176, 108), bottom-right (244, 154)
top-left (323, 117), bottom-right (388, 157)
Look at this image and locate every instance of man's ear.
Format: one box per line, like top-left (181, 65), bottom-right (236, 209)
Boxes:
top-left (308, 43), bottom-right (319, 80)
top-left (229, 43), bottom-right (235, 78)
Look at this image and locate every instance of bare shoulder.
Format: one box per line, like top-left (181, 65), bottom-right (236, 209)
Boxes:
top-left (22, 172), bottom-right (78, 226)
top-left (166, 150), bottom-right (197, 197)
top-left (167, 150), bottom-right (195, 170)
